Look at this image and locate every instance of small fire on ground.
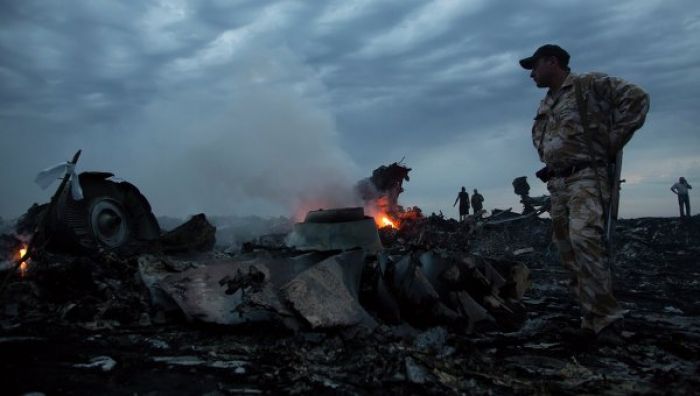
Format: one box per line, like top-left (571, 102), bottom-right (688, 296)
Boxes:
top-left (368, 196), bottom-right (399, 229)
top-left (376, 214), bottom-right (397, 229)
top-left (17, 245), bottom-right (29, 276)
top-left (370, 205), bottom-right (424, 230)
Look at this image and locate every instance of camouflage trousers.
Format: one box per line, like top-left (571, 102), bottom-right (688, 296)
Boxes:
top-left (548, 168), bottom-right (625, 333)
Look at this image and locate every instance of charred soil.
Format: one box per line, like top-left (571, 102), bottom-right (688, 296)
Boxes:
top-left (2, 215), bottom-right (699, 395)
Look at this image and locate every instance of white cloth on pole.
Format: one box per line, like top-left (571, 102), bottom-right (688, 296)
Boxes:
top-left (35, 163), bottom-right (68, 189)
top-left (34, 162), bottom-right (84, 200)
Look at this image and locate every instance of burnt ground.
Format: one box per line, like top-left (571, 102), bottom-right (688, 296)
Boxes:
top-left (2, 215), bottom-right (700, 395)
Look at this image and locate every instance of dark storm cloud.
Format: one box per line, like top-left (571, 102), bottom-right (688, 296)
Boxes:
top-left (304, 0), bottom-right (700, 216)
top-left (1, 0), bottom-right (698, 219)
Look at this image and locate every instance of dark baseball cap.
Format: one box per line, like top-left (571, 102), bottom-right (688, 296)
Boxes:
top-left (519, 44), bottom-right (570, 70)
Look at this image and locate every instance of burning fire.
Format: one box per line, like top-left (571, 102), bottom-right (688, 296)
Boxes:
top-left (376, 214), bottom-right (398, 229)
top-left (17, 245), bottom-right (29, 276)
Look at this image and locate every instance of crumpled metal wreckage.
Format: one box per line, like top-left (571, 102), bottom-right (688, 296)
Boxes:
top-left (8, 155), bottom-right (529, 334)
top-left (140, 207), bottom-right (529, 333)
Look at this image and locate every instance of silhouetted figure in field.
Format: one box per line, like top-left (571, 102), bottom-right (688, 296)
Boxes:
top-left (512, 176), bottom-right (536, 214)
top-left (453, 187), bottom-right (469, 222)
top-left (671, 177), bottom-right (692, 218)
top-left (471, 189), bottom-right (484, 218)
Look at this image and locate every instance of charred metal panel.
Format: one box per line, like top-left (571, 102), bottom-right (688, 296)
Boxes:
top-left (286, 208), bottom-right (382, 253)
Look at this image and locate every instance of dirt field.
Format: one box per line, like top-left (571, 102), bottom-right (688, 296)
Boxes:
top-left (2, 215), bottom-right (699, 395)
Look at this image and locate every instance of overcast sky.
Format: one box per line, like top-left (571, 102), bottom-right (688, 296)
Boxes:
top-left (1, 0), bottom-right (699, 220)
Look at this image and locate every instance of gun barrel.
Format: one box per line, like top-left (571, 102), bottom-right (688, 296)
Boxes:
top-left (606, 150), bottom-right (624, 255)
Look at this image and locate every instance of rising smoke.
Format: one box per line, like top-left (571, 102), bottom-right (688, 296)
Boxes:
top-left (128, 48), bottom-right (362, 219)
top-left (0, 46), bottom-right (363, 220)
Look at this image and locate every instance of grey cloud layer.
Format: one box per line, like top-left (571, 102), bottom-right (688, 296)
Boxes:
top-left (1, 0), bottom-right (698, 219)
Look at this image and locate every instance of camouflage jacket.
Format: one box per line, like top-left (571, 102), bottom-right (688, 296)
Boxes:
top-left (531, 72), bottom-right (650, 169)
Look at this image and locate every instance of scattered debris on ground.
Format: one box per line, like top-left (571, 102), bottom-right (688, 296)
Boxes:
top-left (2, 197), bottom-right (698, 394)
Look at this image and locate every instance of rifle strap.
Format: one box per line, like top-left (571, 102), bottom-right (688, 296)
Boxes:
top-left (574, 78), bottom-right (609, 241)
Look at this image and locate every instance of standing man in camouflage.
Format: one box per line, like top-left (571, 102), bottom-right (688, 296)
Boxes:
top-left (520, 44), bottom-right (650, 338)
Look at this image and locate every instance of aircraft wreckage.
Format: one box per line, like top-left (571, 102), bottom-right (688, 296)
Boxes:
top-left (2, 154), bottom-right (699, 394)
top-left (1, 154), bottom-right (529, 334)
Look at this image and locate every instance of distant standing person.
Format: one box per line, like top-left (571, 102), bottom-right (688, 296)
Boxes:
top-left (671, 177), bottom-right (692, 218)
top-left (471, 189), bottom-right (484, 217)
top-left (453, 187), bottom-right (469, 221)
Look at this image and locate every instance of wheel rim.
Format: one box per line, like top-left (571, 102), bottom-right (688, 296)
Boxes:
top-left (89, 198), bottom-right (129, 248)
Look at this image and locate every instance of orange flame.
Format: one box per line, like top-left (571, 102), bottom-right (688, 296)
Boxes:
top-left (17, 245), bottom-right (29, 276)
top-left (375, 214), bottom-right (397, 229)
